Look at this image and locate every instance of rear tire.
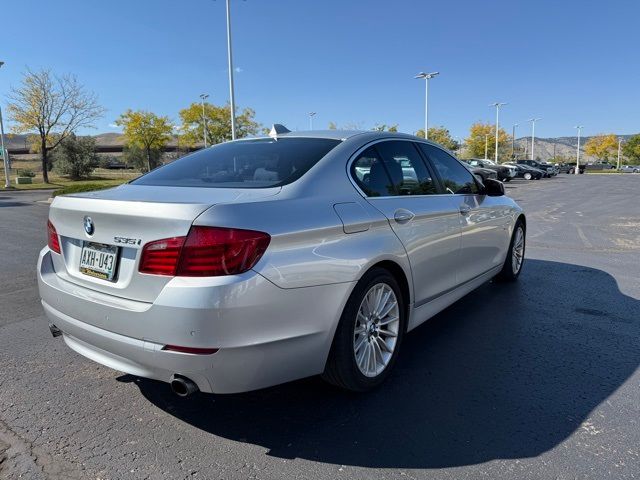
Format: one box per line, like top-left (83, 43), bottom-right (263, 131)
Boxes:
top-left (523, 172), bottom-right (532, 180)
top-left (322, 268), bottom-right (406, 392)
top-left (495, 219), bottom-right (526, 282)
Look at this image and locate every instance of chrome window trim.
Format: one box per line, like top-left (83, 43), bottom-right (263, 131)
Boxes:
top-left (346, 137), bottom-right (482, 200)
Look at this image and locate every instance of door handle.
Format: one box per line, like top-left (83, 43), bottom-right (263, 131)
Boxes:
top-left (394, 209), bottom-right (415, 224)
top-left (459, 205), bottom-right (471, 215)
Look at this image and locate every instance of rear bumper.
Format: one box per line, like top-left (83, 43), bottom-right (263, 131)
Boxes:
top-left (38, 248), bottom-right (354, 393)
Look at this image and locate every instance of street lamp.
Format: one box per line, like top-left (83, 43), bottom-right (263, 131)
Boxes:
top-left (484, 134), bottom-right (489, 160)
top-left (415, 71), bottom-right (439, 140)
top-left (225, 0), bottom-right (237, 140)
top-left (308, 112), bottom-right (316, 130)
top-left (199, 93), bottom-right (209, 148)
top-left (0, 61), bottom-right (9, 189)
top-left (575, 125), bottom-right (584, 175)
top-left (490, 102), bottom-right (507, 162)
top-left (511, 123), bottom-right (518, 159)
top-left (527, 118), bottom-right (542, 160)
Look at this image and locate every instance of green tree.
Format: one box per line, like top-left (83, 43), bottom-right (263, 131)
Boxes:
top-left (178, 103), bottom-right (259, 147)
top-left (7, 68), bottom-right (104, 183)
top-left (622, 134), bottom-right (640, 164)
top-left (52, 134), bottom-right (98, 179)
top-left (416, 126), bottom-right (459, 151)
top-left (464, 122), bottom-right (511, 161)
top-left (115, 110), bottom-right (173, 172)
top-left (584, 133), bottom-right (618, 161)
top-left (123, 144), bottom-right (163, 173)
top-left (372, 124), bottom-right (399, 132)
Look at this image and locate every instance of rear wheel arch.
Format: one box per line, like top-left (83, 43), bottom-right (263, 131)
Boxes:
top-left (363, 260), bottom-right (411, 329)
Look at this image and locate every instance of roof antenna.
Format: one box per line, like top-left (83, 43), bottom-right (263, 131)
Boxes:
top-left (269, 124), bottom-right (291, 138)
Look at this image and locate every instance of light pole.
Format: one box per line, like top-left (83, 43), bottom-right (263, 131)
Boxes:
top-left (527, 118), bottom-right (541, 160)
top-left (511, 123), bottom-right (518, 159)
top-left (199, 93), bottom-right (209, 148)
top-left (0, 61), bottom-right (9, 189)
top-left (575, 125), bottom-right (584, 175)
top-left (225, 0), bottom-right (237, 140)
top-left (415, 71), bottom-right (439, 140)
top-left (490, 102), bottom-right (507, 162)
top-left (617, 137), bottom-right (622, 170)
top-left (308, 112), bottom-right (316, 130)
top-left (484, 134), bottom-right (489, 160)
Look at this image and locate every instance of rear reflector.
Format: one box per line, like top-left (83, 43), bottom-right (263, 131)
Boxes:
top-left (139, 226), bottom-right (270, 277)
top-left (161, 345), bottom-right (219, 355)
top-left (47, 220), bottom-right (61, 254)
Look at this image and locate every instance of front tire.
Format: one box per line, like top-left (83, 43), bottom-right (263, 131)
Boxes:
top-left (496, 219), bottom-right (526, 282)
top-left (322, 268), bottom-right (406, 392)
top-left (523, 172), bottom-right (532, 180)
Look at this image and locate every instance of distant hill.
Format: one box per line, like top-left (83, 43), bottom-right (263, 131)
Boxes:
top-left (513, 134), bottom-right (637, 162)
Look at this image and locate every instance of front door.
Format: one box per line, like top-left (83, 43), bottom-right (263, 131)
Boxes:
top-left (351, 141), bottom-right (462, 306)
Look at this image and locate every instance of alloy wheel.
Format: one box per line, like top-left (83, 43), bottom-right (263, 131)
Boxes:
top-left (353, 283), bottom-right (400, 378)
top-left (512, 226), bottom-right (525, 274)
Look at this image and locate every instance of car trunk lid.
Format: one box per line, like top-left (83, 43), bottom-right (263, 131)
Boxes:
top-left (48, 184), bottom-right (280, 303)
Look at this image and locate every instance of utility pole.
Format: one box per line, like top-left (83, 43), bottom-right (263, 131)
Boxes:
top-left (617, 137), bottom-right (622, 170)
top-left (527, 118), bottom-right (542, 160)
top-left (490, 102), bottom-right (507, 162)
top-left (199, 93), bottom-right (209, 148)
top-left (484, 134), bottom-right (489, 160)
top-left (0, 61), bottom-right (9, 189)
top-left (575, 125), bottom-right (584, 175)
top-left (415, 72), bottom-right (439, 139)
top-left (226, 0), bottom-right (237, 140)
top-left (308, 112), bottom-right (316, 130)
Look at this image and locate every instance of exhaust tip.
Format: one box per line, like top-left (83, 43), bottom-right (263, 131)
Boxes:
top-left (170, 375), bottom-right (199, 397)
top-left (49, 323), bottom-right (63, 338)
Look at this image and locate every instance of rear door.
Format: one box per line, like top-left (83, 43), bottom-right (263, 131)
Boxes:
top-left (418, 143), bottom-right (511, 284)
top-left (351, 141), bottom-right (461, 305)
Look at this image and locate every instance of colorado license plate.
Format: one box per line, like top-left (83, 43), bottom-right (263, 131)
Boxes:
top-left (79, 242), bottom-right (119, 281)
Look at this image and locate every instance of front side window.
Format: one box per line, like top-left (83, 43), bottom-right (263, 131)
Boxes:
top-left (418, 144), bottom-right (479, 194)
top-left (132, 138), bottom-right (341, 188)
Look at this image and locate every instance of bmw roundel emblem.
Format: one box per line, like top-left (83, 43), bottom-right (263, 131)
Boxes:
top-left (83, 216), bottom-right (94, 236)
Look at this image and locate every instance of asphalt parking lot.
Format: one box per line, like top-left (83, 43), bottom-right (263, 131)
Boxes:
top-left (0, 175), bottom-right (638, 480)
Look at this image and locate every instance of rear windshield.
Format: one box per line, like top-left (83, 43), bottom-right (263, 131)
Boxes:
top-left (132, 138), bottom-right (341, 188)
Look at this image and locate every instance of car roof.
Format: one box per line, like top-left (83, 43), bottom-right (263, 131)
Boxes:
top-left (240, 128), bottom-right (429, 143)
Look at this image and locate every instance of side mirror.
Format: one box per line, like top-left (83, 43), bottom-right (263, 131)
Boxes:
top-left (483, 178), bottom-right (505, 196)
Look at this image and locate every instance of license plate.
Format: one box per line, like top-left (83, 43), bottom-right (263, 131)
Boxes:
top-left (79, 242), bottom-right (119, 281)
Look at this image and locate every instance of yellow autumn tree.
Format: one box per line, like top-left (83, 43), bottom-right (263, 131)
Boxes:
top-left (584, 134), bottom-right (618, 162)
top-left (416, 126), bottom-right (459, 151)
top-left (464, 122), bottom-right (511, 161)
top-left (115, 110), bottom-right (173, 172)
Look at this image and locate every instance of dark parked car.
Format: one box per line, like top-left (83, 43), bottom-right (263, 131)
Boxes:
top-left (517, 159), bottom-right (557, 176)
top-left (504, 163), bottom-right (543, 180)
top-left (460, 161), bottom-right (498, 183)
top-left (465, 159), bottom-right (515, 182)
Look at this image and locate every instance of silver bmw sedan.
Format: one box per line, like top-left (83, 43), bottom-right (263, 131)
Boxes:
top-left (38, 127), bottom-right (526, 396)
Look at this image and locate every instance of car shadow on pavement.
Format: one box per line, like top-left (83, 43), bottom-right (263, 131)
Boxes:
top-left (125, 259), bottom-right (640, 469)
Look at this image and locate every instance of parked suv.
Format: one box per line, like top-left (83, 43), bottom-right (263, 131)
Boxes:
top-left (517, 160), bottom-right (556, 176)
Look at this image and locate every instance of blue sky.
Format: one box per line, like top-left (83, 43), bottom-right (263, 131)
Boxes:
top-left (2, 0), bottom-right (639, 139)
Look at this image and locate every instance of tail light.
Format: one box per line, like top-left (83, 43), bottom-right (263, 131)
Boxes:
top-left (139, 226), bottom-right (270, 277)
top-left (47, 220), bottom-right (61, 254)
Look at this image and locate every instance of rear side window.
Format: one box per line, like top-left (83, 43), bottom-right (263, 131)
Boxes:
top-left (351, 141), bottom-right (437, 197)
top-left (419, 143), bottom-right (479, 194)
top-left (132, 138), bottom-right (341, 188)
top-left (352, 147), bottom-right (394, 197)
top-left (375, 141), bottom-right (437, 195)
